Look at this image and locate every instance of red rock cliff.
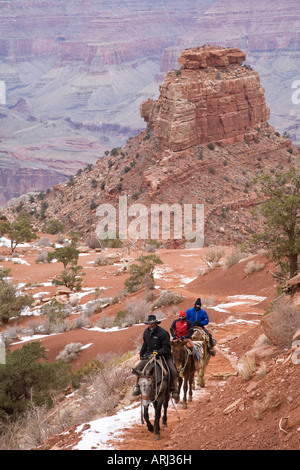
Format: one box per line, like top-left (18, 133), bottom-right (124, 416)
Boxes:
top-left (140, 46), bottom-right (270, 152)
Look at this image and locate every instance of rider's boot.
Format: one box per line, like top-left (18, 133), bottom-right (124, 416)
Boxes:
top-left (171, 378), bottom-right (179, 401)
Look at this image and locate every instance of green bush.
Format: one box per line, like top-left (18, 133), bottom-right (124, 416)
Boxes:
top-left (124, 255), bottom-right (163, 293)
top-left (0, 280), bottom-right (33, 325)
top-left (52, 265), bottom-right (85, 291)
top-left (42, 219), bottom-right (65, 235)
top-left (0, 342), bottom-right (71, 420)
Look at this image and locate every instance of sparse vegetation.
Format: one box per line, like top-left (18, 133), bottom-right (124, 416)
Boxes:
top-left (253, 167), bottom-right (300, 279)
top-left (151, 289), bottom-right (183, 310)
top-left (0, 342), bottom-right (72, 420)
top-left (56, 343), bottom-right (83, 362)
top-left (0, 212), bottom-right (37, 253)
top-left (52, 265), bottom-right (85, 291)
top-left (237, 354), bottom-right (256, 380)
top-left (261, 296), bottom-right (300, 348)
top-left (42, 219), bottom-right (65, 235)
top-left (0, 276), bottom-right (34, 325)
top-left (124, 254), bottom-right (163, 293)
top-left (47, 246), bottom-right (79, 268)
top-left (244, 260), bottom-right (265, 275)
top-left (224, 249), bottom-right (246, 269)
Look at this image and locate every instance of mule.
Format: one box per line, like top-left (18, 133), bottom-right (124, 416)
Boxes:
top-left (171, 339), bottom-right (196, 409)
top-left (132, 356), bottom-right (170, 440)
top-left (191, 327), bottom-right (212, 387)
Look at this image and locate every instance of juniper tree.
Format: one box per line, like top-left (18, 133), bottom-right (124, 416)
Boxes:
top-left (253, 166), bottom-right (300, 279)
top-left (0, 211), bottom-right (37, 253)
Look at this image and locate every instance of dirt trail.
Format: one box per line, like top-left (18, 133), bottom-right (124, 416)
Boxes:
top-left (2, 242), bottom-right (288, 450)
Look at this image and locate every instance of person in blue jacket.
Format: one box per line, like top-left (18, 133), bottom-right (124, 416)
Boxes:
top-left (186, 298), bottom-right (209, 326)
top-left (186, 298), bottom-right (216, 355)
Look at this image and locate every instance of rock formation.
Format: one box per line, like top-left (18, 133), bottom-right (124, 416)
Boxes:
top-left (2, 46), bottom-right (298, 247)
top-left (141, 46), bottom-right (270, 151)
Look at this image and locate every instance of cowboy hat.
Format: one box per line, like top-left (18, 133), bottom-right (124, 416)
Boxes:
top-left (144, 314), bottom-right (161, 325)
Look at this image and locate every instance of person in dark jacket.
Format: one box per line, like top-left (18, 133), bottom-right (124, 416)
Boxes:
top-left (186, 298), bottom-right (216, 355)
top-left (132, 315), bottom-right (179, 399)
top-left (170, 310), bottom-right (193, 341)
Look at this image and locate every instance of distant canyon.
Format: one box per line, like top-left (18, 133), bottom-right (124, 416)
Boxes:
top-left (0, 0), bottom-right (299, 205)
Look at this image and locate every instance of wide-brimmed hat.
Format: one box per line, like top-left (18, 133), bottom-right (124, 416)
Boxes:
top-left (144, 314), bottom-right (161, 325)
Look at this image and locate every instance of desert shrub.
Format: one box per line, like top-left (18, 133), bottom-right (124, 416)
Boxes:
top-left (84, 299), bottom-right (107, 316)
top-left (96, 315), bottom-right (115, 329)
top-left (94, 256), bottom-right (113, 266)
top-left (237, 354), bottom-right (256, 380)
top-left (244, 260), bottom-right (265, 275)
top-left (224, 249), bottom-right (246, 269)
top-left (114, 310), bottom-right (128, 327)
top-left (261, 296), bottom-right (300, 348)
top-left (0, 280), bottom-right (34, 324)
top-left (52, 265), bottom-right (85, 291)
top-left (125, 299), bottom-right (151, 324)
top-left (124, 255), bottom-right (163, 293)
top-left (205, 246), bottom-right (225, 266)
top-left (76, 357), bottom-right (132, 422)
top-left (56, 343), bottom-right (83, 363)
top-left (35, 251), bottom-right (50, 263)
top-left (145, 244), bottom-right (156, 253)
top-left (70, 315), bottom-right (90, 330)
top-left (253, 390), bottom-right (281, 420)
top-left (252, 334), bottom-right (271, 349)
top-left (42, 219), bottom-right (64, 235)
top-left (47, 246), bottom-right (79, 268)
top-left (40, 299), bottom-right (70, 325)
top-left (36, 237), bottom-right (53, 247)
top-left (151, 290), bottom-right (183, 310)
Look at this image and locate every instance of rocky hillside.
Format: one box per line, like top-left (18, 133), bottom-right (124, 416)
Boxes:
top-left (3, 46), bottom-right (298, 247)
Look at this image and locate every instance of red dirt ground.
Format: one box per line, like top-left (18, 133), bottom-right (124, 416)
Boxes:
top-left (1, 240), bottom-right (299, 450)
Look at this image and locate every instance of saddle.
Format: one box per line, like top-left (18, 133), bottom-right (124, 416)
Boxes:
top-left (184, 328), bottom-right (211, 360)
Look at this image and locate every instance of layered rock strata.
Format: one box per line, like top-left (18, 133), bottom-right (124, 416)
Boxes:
top-left (140, 46), bottom-right (270, 152)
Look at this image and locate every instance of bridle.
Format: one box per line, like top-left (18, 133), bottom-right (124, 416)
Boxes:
top-left (139, 355), bottom-right (168, 403)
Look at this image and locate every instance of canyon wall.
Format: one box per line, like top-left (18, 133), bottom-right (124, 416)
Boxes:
top-left (0, 0), bottom-right (299, 205)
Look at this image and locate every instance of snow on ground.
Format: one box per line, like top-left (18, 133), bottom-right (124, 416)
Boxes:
top-left (210, 295), bottom-right (266, 314)
top-left (73, 403), bottom-right (141, 450)
top-left (72, 386), bottom-right (210, 450)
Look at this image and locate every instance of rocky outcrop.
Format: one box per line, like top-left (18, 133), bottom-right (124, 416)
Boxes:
top-left (141, 46), bottom-right (270, 152)
top-left (3, 46), bottom-right (298, 247)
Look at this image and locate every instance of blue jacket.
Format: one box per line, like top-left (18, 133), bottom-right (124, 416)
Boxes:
top-left (186, 307), bottom-right (209, 326)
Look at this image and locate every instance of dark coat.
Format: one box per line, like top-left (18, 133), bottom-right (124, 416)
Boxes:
top-left (140, 325), bottom-right (172, 360)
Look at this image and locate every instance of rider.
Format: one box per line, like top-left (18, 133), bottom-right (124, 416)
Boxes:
top-left (170, 310), bottom-right (193, 342)
top-left (132, 315), bottom-right (179, 400)
top-left (186, 298), bottom-right (216, 356)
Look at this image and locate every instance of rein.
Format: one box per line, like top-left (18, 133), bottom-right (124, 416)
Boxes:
top-left (140, 355), bottom-right (168, 403)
